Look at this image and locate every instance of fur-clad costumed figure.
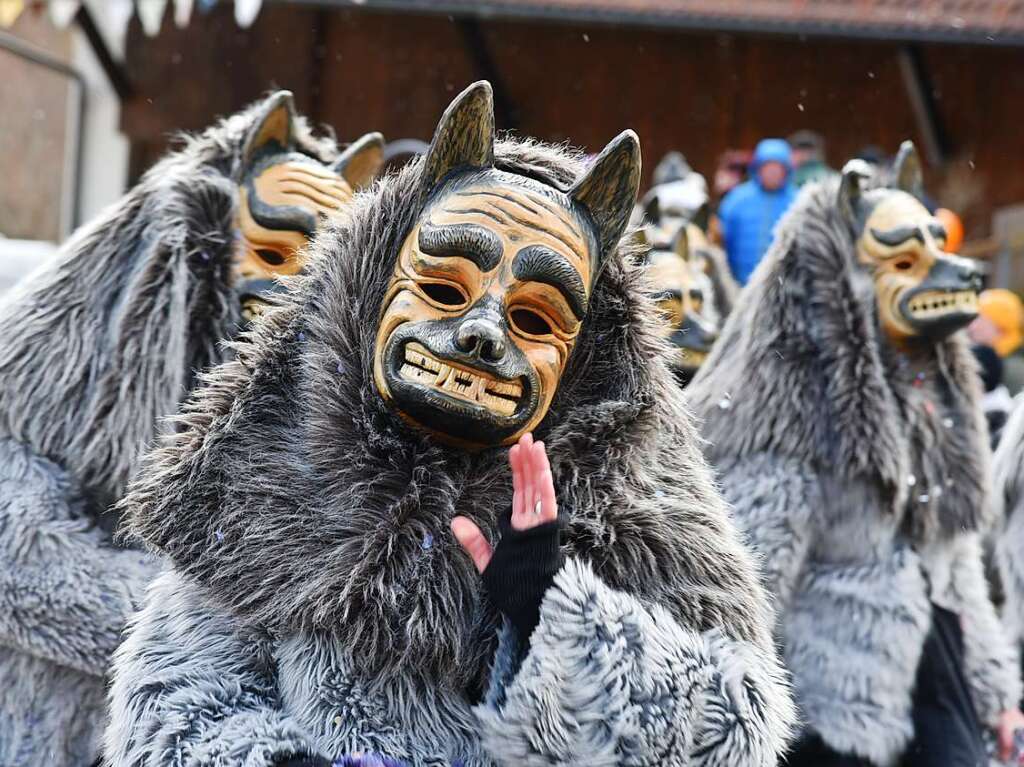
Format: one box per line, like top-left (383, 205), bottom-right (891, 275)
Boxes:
top-left (0, 93), bottom-right (383, 766)
top-left (105, 82), bottom-right (795, 767)
top-left (689, 143), bottom-right (1024, 767)
top-left (995, 398), bottom-right (1024, 658)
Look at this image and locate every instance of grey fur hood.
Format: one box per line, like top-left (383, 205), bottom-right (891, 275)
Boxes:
top-left (0, 96), bottom-right (337, 507)
top-left (120, 137), bottom-right (773, 691)
top-left (688, 178), bottom-right (989, 540)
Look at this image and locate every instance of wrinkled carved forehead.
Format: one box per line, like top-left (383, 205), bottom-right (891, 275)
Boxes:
top-left (422, 168), bottom-right (598, 281)
top-left (859, 188), bottom-right (945, 253)
top-left (242, 148), bottom-right (341, 236)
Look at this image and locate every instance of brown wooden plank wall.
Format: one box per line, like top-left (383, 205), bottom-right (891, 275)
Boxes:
top-left (121, 5), bottom-right (1024, 237)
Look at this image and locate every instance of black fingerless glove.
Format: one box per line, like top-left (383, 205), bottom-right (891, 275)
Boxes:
top-left (274, 755), bottom-right (333, 767)
top-left (481, 513), bottom-right (564, 642)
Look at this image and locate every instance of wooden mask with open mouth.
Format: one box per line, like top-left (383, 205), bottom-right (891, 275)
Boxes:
top-left (236, 91), bottom-right (384, 322)
top-left (373, 82), bottom-right (641, 448)
top-left (644, 226), bottom-right (719, 380)
top-left (840, 141), bottom-right (983, 345)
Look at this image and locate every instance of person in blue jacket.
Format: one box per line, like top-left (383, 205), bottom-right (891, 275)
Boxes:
top-left (718, 138), bottom-right (796, 284)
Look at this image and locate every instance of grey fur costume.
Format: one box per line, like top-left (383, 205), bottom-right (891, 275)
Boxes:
top-left (0, 97), bottom-right (338, 766)
top-left (688, 178), bottom-right (1021, 766)
top-left (105, 136), bottom-right (795, 767)
top-left (994, 397), bottom-right (1024, 648)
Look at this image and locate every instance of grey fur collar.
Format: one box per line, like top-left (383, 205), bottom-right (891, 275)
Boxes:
top-left (0, 98), bottom-right (335, 506)
top-left (121, 138), bottom-right (773, 690)
top-left (688, 179), bottom-right (989, 539)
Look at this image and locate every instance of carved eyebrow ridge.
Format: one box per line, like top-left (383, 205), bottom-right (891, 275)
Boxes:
top-left (512, 245), bottom-right (587, 320)
top-left (871, 226), bottom-right (924, 247)
top-left (418, 223), bottom-right (503, 271)
top-left (928, 222), bottom-right (948, 241)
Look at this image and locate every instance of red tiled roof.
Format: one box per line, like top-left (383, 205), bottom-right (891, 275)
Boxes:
top-left (343, 0), bottom-right (1024, 45)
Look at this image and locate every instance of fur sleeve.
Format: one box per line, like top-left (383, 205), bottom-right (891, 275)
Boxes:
top-left (104, 571), bottom-right (317, 767)
top-left (995, 400), bottom-right (1024, 646)
top-left (475, 558), bottom-right (795, 767)
top-left (0, 439), bottom-right (157, 676)
top-left (998, 502), bottom-right (1024, 648)
top-left (716, 454), bottom-right (818, 611)
top-left (947, 533), bottom-right (1023, 727)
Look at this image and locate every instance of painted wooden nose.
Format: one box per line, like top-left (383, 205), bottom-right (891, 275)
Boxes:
top-left (456, 317), bottom-right (507, 362)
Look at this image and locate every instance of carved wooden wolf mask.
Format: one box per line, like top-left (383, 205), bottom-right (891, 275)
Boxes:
top-left (373, 82), bottom-right (641, 447)
top-left (236, 91), bottom-right (383, 320)
top-left (840, 141), bottom-right (983, 345)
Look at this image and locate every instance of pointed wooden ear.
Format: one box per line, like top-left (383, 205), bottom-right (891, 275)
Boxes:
top-left (893, 140), bottom-right (924, 199)
top-left (672, 225), bottom-right (690, 261)
top-left (421, 81), bottom-right (495, 196)
top-left (333, 132), bottom-right (384, 190)
top-left (691, 202), bottom-right (710, 233)
top-left (242, 91), bottom-right (297, 163)
top-left (570, 130), bottom-right (642, 266)
top-left (838, 159), bottom-right (873, 230)
top-left (642, 193), bottom-right (660, 224)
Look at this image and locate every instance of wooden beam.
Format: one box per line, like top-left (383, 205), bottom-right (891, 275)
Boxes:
top-left (897, 45), bottom-right (950, 167)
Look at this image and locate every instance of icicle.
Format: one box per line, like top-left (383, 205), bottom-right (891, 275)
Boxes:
top-left (49, 0), bottom-right (81, 28)
top-left (0, 0), bottom-right (25, 28)
top-left (234, 0), bottom-right (262, 27)
top-left (173, 0), bottom-right (192, 27)
top-left (107, 0), bottom-right (135, 49)
top-left (137, 0), bottom-right (167, 36)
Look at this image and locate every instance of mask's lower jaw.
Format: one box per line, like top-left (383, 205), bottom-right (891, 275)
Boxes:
top-left (383, 338), bottom-right (537, 447)
top-left (399, 342), bottom-right (524, 417)
top-left (899, 288), bottom-right (979, 339)
top-left (236, 277), bottom-right (290, 326)
top-left (905, 289), bottom-right (979, 321)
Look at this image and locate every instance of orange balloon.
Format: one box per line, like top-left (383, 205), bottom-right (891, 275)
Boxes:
top-left (935, 208), bottom-right (964, 252)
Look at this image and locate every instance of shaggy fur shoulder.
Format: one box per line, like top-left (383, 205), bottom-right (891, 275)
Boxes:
top-left (120, 138), bottom-right (777, 689)
top-left (688, 179), bottom-right (990, 539)
top-left (0, 97), bottom-right (335, 505)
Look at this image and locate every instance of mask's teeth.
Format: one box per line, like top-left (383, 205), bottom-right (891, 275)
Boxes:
top-left (401, 343), bottom-right (521, 414)
top-left (470, 376), bottom-right (487, 402)
top-left (480, 391), bottom-right (517, 416)
top-left (406, 346), bottom-right (441, 373)
top-left (486, 380), bottom-right (523, 398)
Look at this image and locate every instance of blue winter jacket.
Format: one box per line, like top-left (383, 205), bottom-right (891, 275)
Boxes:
top-left (719, 139), bottom-right (797, 284)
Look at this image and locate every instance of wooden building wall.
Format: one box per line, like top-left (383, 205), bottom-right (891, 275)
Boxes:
top-left (0, 11), bottom-right (72, 241)
top-left (122, 4), bottom-right (1024, 238)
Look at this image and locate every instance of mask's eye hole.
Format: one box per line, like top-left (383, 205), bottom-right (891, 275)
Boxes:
top-left (257, 249), bottom-right (287, 266)
top-left (510, 308), bottom-right (553, 337)
top-left (894, 257), bottom-right (914, 271)
top-left (420, 282), bottom-right (466, 307)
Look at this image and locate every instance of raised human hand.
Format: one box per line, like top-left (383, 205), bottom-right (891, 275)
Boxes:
top-left (451, 432), bottom-right (558, 573)
top-left (451, 433), bottom-right (563, 640)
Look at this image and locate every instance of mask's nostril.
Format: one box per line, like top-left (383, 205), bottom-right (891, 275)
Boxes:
top-left (481, 338), bottom-right (507, 363)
